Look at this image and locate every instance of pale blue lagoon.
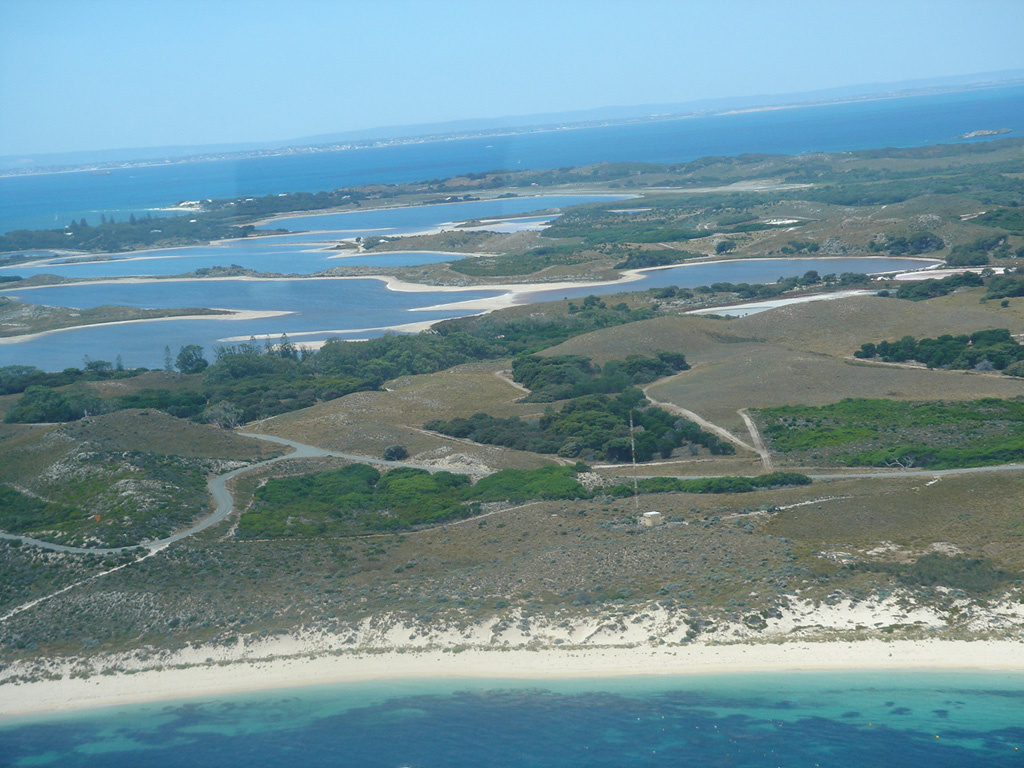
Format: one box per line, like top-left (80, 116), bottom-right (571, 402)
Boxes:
top-left (0, 278), bottom-right (503, 370)
top-left (1, 256), bottom-right (937, 371)
top-left (0, 196), bottom-right (620, 279)
top-left (0, 246), bottom-right (464, 279)
top-left (1, 671), bottom-right (1022, 767)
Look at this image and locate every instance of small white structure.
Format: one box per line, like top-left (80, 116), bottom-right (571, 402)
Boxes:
top-left (639, 510), bottom-right (664, 527)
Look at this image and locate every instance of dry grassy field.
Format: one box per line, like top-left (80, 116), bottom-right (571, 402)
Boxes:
top-left (538, 293), bottom-right (1024, 437)
top-left (260, 361), bottom-right (558, 472)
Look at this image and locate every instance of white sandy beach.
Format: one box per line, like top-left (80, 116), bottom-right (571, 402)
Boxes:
top-left (250, 192), bottom-right (632, 228)
top-left (3, 589), bottom-right (1023, 719)
top-left (3, 638), bottom-right (1022, 719)
top-left (0, 308), bottom-right (292, 346)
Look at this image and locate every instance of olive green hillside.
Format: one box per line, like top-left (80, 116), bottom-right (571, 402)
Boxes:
top-left (0, 410), bottom-right (284, 549)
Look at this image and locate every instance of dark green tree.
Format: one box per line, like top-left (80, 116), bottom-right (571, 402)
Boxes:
top-left (176, 345), bottom-right (209, 374)
top-left (383, 445), bottom-right (409, 461)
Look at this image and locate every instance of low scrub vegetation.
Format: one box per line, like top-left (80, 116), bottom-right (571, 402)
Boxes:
top-left (0, 485), bottom-right (79, 533)
top-left (602, 471), bottom-right (811, 497)
top-left (759, 397), bottom-right (1024, 469)
top-left (849, 553), bottom-right (1018, 595)
top-left (239, 464), bottom-right (589, 538)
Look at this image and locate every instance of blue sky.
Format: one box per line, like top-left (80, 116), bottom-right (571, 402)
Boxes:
top-left (2, 0), bottom-right (1022, 156)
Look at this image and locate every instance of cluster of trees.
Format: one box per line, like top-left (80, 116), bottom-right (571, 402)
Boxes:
top-left (854, 328), bottom-right (1024, 371)
top-left (612, 250), bottom-right (698, 270)
top-left (869, 232), bottom-right (945, 255)
top-left (946, 235), bottom-right (1013, 266)
top-left (692, 270), bottom-right (845, 301)
top-left (427, 386), bottom-right (733, 462)
top-left (4, 381), bottom-right (206, 424)
top-left (540, 203), bottom-right (705, 246)
top-left (239, 463), bottom-right (589, 538)
top-left (198, 340), bottom-right (367, 426)
top-left (511, 352), bottom-right (688, 402)
top-left (983, 272), bottom-right (1024, 300)
top-left (4, 383), bottom-right (111, 423)
top-left (438, 296), bottom-right (655, 353)
top-left (240, 463), bottom-right (473, 537)
top-left (779, 239), bottom-right (820, 254)
top-left (0, 214), bottom-right (261, 254)
top-left (240, 458), bottom-right (812, 539)
top-left (0, 364), bottom-right (145, 396)
top-left (892, 271), bottom-right (984, 300)
top-left (976, 207), bottom-right (1024, 233)
top-left (203, 188), bottom-right (369, 219)
top-left (695, 281), bottom-right (788, 300)
top-left (0, 184), bottom-right (380, 254)
top-left (648, 286), bottom-right (695, 300)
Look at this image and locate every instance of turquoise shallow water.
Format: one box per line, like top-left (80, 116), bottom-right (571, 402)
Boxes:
top-left (1, 671), bottom-right (1022, 767)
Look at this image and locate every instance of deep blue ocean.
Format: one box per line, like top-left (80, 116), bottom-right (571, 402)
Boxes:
top-left (1, 85), bottom-right (1021, 234)
top-left (2, 671), bottom-right (1022, 767)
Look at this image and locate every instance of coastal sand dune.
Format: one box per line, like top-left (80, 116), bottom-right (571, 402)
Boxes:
top-left (3, 593), bottom-right (1022, 717)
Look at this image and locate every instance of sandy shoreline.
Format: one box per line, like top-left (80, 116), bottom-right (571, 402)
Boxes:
top-left (0, 308), bottom-right (291, 346)
top-left (2, 639), bottom-right (1022, 720)
top-left (250, 191), bottom-right (631, 228)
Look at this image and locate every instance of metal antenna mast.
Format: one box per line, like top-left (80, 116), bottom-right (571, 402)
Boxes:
top-left (630, 410), bottom-right (639, 510)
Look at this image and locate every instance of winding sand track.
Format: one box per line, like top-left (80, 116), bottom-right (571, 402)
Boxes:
top-left (641, 386), bottom-right (757, 454)
top-left (0, 433), bottom-right (478, 556)
top-left (737, 408), bottom-right (773, 471)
